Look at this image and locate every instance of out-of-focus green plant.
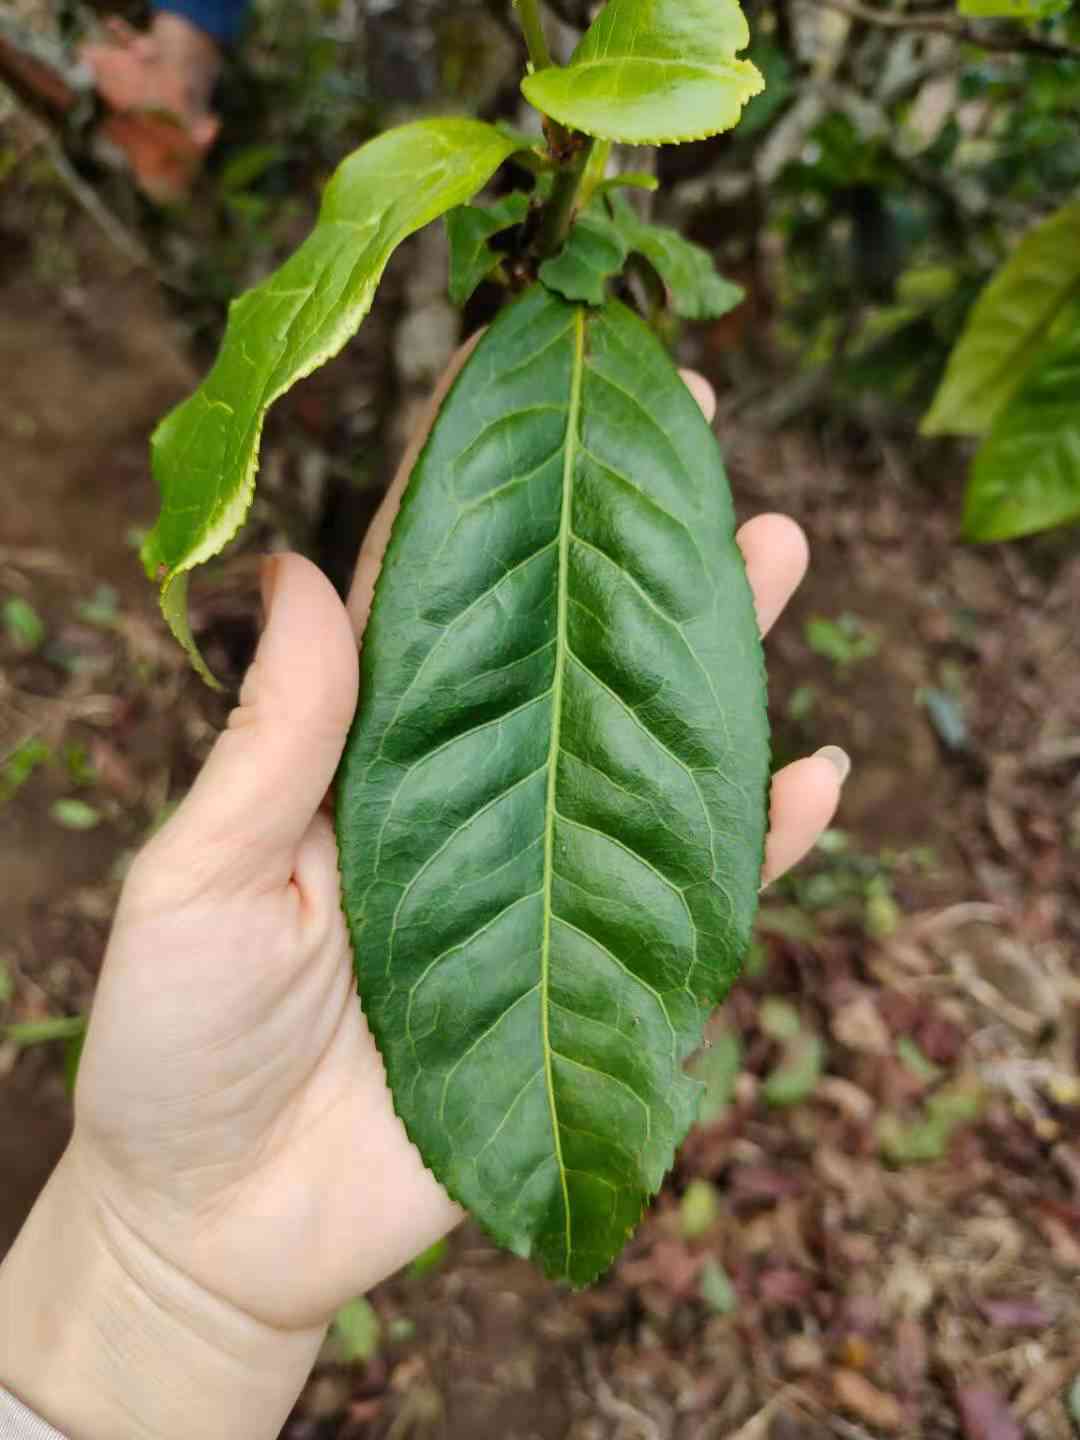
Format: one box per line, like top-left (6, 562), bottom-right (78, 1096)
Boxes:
top-left (923, 201), bottom-right (1080, 539)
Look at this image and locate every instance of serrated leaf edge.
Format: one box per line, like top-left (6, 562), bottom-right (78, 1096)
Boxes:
top-left (336, 298), bottom-right (769, 1287)
top-left (521, 59), bottom-right (764, 145)
top-left (145, 120), bottom-right (521, 682)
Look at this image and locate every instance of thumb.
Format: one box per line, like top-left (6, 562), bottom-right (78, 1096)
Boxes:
top-left (162, 554), bottom-right (359, 891)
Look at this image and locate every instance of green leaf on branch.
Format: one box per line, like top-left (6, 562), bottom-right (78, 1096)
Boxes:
top-left (336, 284), bottom-right (769, 1287)
top-left (922, 201), bottom-right (1080, 438)
top-left (446, 192), bottom-right (531, 306)
top-left (594, 173), bottom-right (659, 197)
top-left (520, 0), bottom-right (764, 146)
top-left (144, 119), bottom-right (518, 683)
top-left (539, 212), bottom-right (628, 305)
top-left (958, 0), bottom-right (1069, 15)
top-left (964, 322), bottom-right (1080, 541)
top-left (608, 196), bottom-right (745, 320)
top-left (541, 194), bottom-right (746, 317)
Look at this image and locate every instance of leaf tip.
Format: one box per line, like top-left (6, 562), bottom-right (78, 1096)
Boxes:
top-left (160, 570), bottom-right (225, 690)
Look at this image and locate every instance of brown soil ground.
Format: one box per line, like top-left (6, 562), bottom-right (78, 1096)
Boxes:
top-left (3, 144), bottom-right (1080, 1440)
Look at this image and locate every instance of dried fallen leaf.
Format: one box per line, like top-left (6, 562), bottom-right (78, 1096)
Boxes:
top-left (894, 1316), bottom-right (928, 1397)
top-left (782, 1335), bottom-right (825, 1375)
top-left (956, 1383), bottom-right (1023, 1440)
top-left (977, 1296), bottom-right (1053, 1330)
top-left (832, 1369), bottom-right (903, 1432)
top-left (832, 993), bottom-right (891, 1055)
top-left (759, 1268), bottom-right (814, 1308)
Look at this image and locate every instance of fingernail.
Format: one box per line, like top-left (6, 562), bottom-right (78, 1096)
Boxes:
top-left (260, 555), bottom-right (281, 618)
top-left (814, 745), bottom-right (851, 783)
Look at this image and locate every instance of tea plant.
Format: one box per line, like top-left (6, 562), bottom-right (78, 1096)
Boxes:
top-left (145, 0), bottom-right (772, 1286)
top-left (923, 199), bottom-right (1080, 540)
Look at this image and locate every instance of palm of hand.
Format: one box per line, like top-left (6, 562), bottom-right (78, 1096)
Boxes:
top-left (77, 818), bottom-right (460, 1330)
top-left (71, 367), bottom-right (842, 1335)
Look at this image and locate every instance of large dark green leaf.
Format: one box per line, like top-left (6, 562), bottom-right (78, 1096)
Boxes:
top-left (520, 0), bottom-right (763, 146)
top-left (336, 284), bottom-right (768, 1286)
top-left (964, 321), bottom-right (1080, 541)
top-left (144, 119), bottom-right (517, 683)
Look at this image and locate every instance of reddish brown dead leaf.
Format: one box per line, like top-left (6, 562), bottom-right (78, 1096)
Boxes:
top-left (956, 1383), bottom-right (1023, 1440)
top-left (619, 1240), bottom-right (704, 1299)
top-left (977, 1296), bottom-right (1053, 1330)
top-left (894, 1317), bottom-right (928, 1396)
top-left (731, 1166), bottom-right (805, 1205)
top-left (759, 1268), bottom-right (814, 1308)
top-left (832, 993), bottom-right (891, 1055)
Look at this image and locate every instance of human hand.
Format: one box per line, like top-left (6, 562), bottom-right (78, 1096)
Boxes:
top-left (0, 354), bottom-right (847, 1440)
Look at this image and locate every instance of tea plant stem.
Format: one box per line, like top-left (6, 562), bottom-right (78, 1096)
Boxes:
top-left (538, 139), bottom-right (593, 256)
top-left (578, 139), bottom-right (611, 209)
top-left (514, 0), bottom-right (554, 70)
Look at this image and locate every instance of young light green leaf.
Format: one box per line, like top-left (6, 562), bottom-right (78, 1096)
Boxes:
top-left (964, 322), bottom-right (1080, 541)
top-left (2, 597), bottom-right (45, 653)
top-left (144, 119), bottom-right (518, 683)
top-left (594, 173), bottom-right (659, 196)
top-left (521, 0), bottom-right (764, 146)
top-left (761, 1034), bottom-right (824, 1107)
top-left (539, 212), bottom-right (628, 306)
top-left (608, 196), bottom-right (745, 320)
top-left (337, 284), bottom-right (769, 1287)
top-left (700, 1258), bottom-right (738, 1314)
top-left (446, 192), bottom-right (531, 306)
top-left (0, 737), bottom-right (50, 807)
top-left (680, 1178), bottom-right (721, 1239)
top-left (332, 1298), bottom-right (380, 1364)
top-left (921, 202), bottom-right (1080, 438)
top-left (50, 798), bottom-right (101, 831)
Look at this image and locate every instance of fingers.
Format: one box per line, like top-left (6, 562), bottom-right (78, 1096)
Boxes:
top-left (158, 554), bottom-right (359, 891)
top-left (737, 514), bottom-right (810, 639)
top-left (679, 369), bottom-right (716, 424)
top-left (762, 747), bottom-right (850, 887)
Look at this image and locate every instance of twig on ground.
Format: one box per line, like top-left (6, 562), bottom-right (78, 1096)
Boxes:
top-left (584, 1352), bottom-right (668, 1440)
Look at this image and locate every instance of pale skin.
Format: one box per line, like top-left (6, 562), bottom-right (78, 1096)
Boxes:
top-left (0, 355), bottom-right (848, 1440)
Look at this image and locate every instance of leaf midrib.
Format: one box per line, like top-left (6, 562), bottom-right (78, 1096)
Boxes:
top-left (540, 305), bottom-right (586, 1267)
top-left (567, 56), bottom-right (751, 75)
